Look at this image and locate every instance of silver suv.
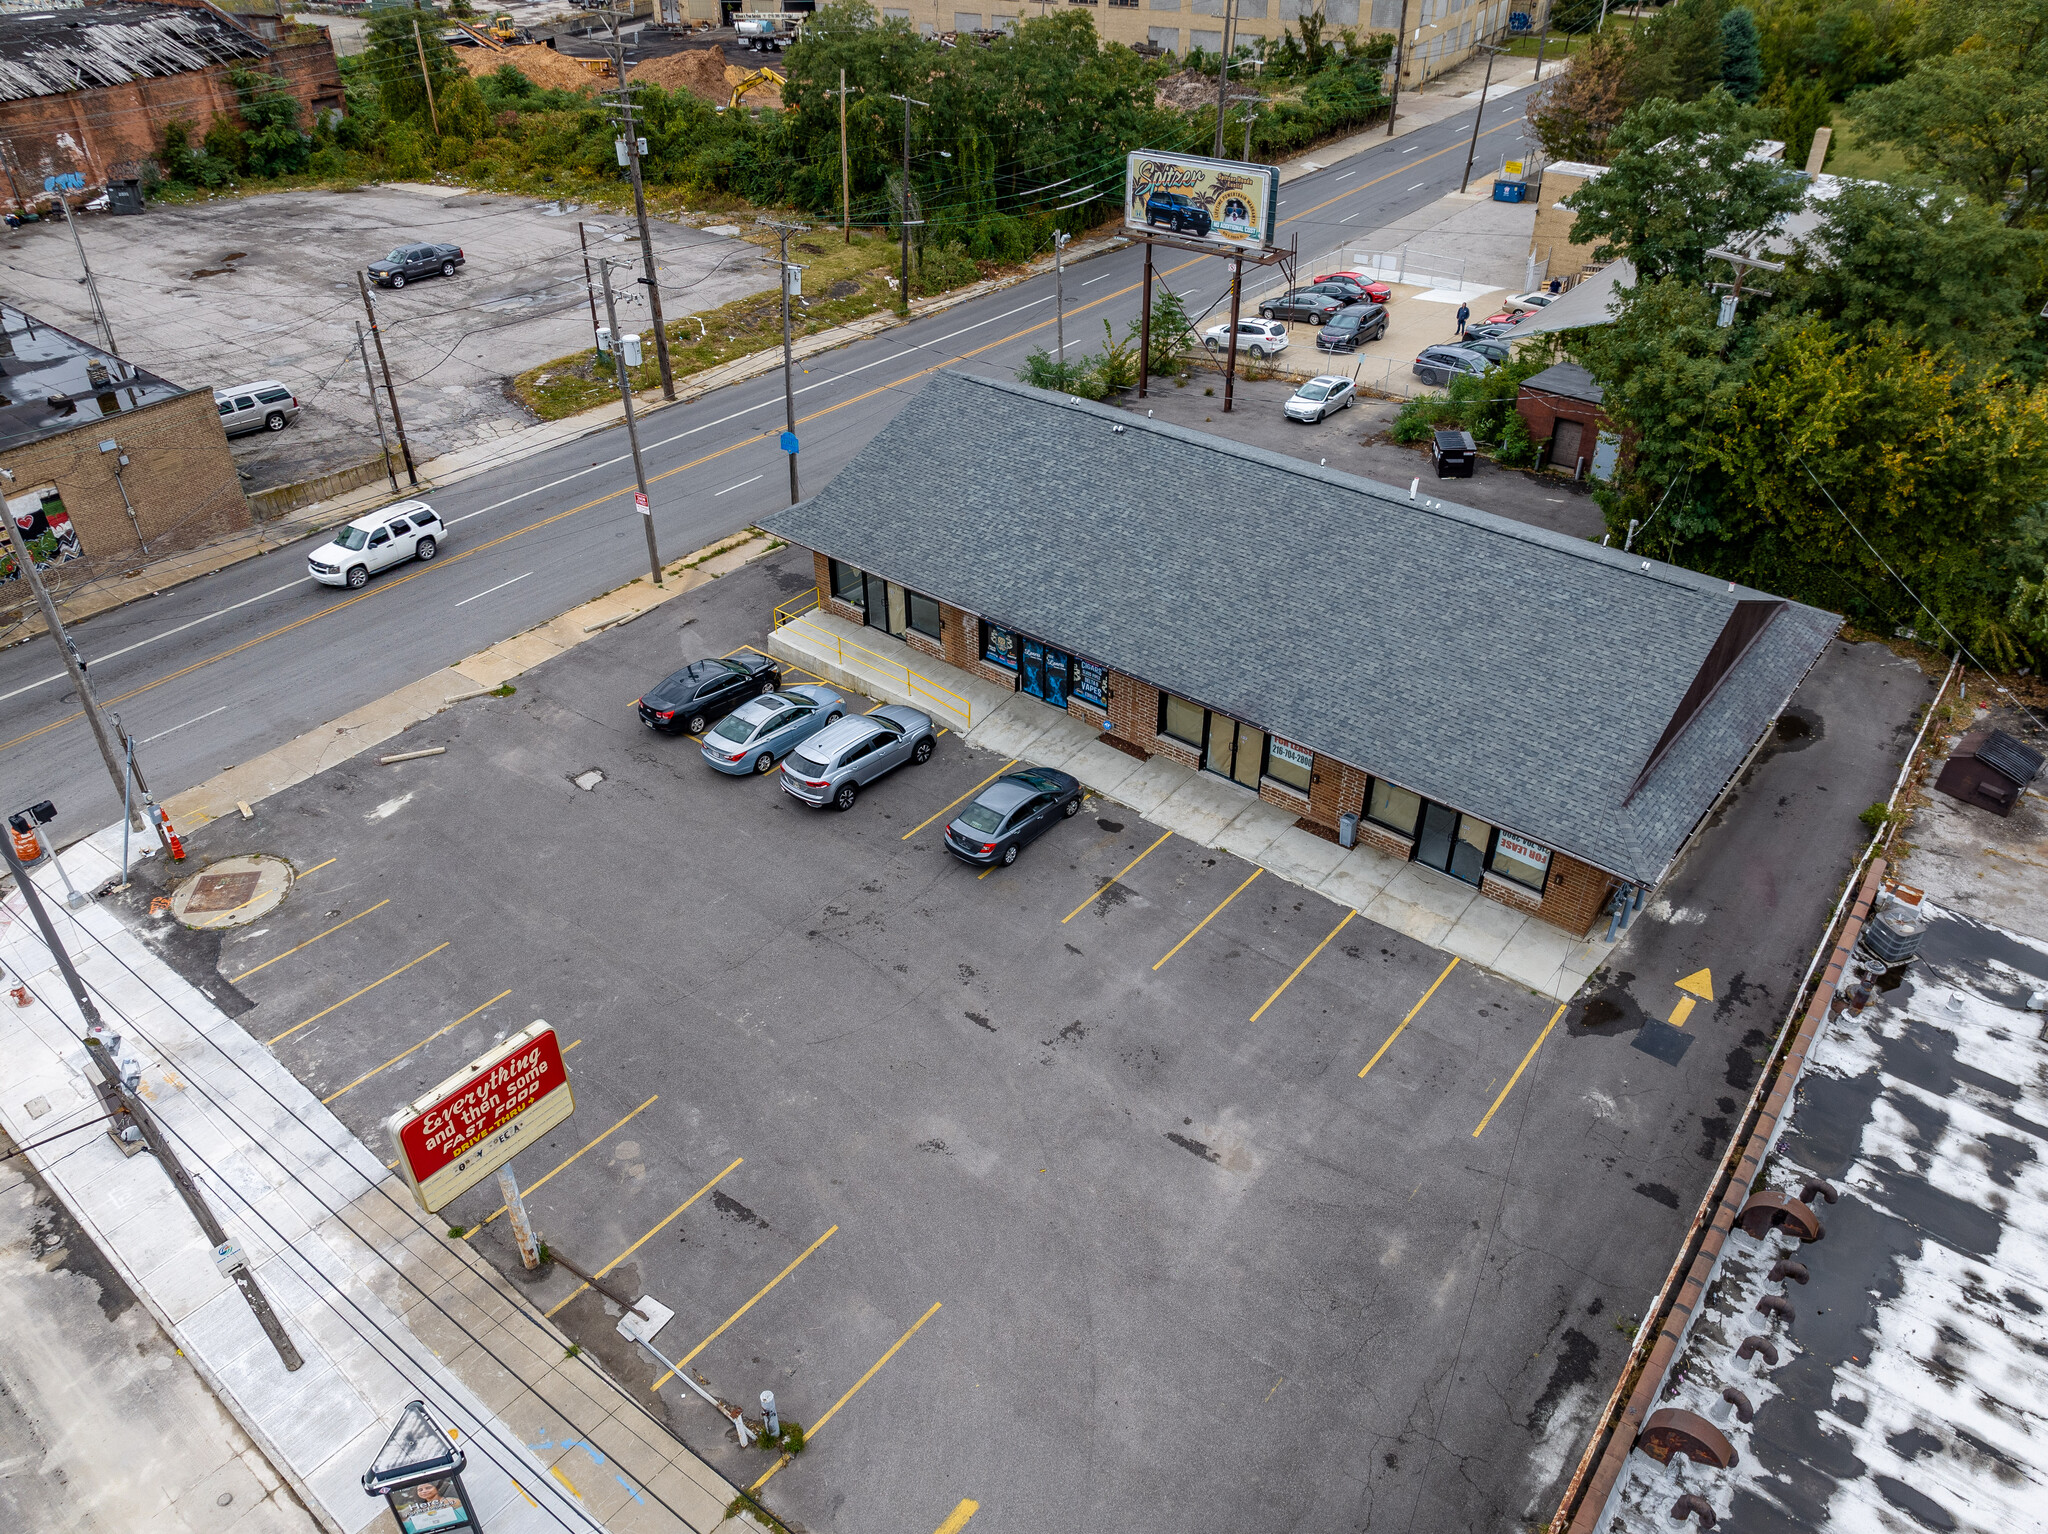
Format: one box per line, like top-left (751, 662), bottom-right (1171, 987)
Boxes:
top-left (216, 380), bottom-right (300, 437)
top-left (781, 705), bottom-right (936, 811)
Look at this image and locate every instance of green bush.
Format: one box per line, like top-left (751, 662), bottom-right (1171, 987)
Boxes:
top-left (1018, 347), bottom-right (1108, 400)
top-left (1495, 412), bottom-right (1537, 466)
top-left (1392, 393), bottom-right (1454, 443)
top-left (913, 241), bottom-right (979, 296)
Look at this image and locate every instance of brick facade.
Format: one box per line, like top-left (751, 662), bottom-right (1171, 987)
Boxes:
top-left (1534, 851), bottom-right (1618, 938)
top-left (1479, 871), bottom-right (1543, 915)
top-left (1515, 384), bottom-right (1606, 476)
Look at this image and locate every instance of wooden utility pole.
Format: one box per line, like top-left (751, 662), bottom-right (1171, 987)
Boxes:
top-left (596, 258), bottom-right (664, 589)
top-left (760, 217), bottom-right (809, 506)
top-left (1532, 0), bottom-right (1553, 82)
top-left (355, 321), bottom-right (400, 494)
top-left (607, 13), bottom-right (675, 399)
top-left (1385, 0), bottom-right (1408, 136)
top-left (1211, 0), bottom-right (1237, 158)
top-left (356, 272), bottom-right (417, 486)
top-left (835, 68), bottom-right (855, 244)
top-left (411, 18), bottom-right (441, 135)
top-left (888, 93), bottom-right (927, 312)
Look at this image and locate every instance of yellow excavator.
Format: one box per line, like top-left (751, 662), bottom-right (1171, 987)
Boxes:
top-left (489, 13), bottom-right (517, 41)
top-left (729, 65), bottom-right (785, 109)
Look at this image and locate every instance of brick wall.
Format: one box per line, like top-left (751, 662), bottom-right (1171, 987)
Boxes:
top-left (948, 607), bottom-right (1022, 692)
top-left (1479, 872), bottom-right (1543, 916)
top-left (1515, 387), bottom-right (1605, 466)
top-left (1306, 755), bottom-right (1370, 834)
top-left (1536, 851), bottom-right (1618, 937)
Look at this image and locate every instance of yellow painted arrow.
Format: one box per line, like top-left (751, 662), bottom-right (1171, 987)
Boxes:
top-left (1668, 968), bottom-right (1714, 1027)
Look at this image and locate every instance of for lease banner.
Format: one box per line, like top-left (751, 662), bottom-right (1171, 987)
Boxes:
top-left (388, 1023), bottom-right (573, 1212)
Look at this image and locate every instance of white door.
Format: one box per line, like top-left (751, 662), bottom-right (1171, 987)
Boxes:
top-left (364, 527), bottom-right (398, 570)
top-left (384, 517), bottom-right (419, 561)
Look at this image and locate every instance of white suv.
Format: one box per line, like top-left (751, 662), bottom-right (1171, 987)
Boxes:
top-left (308, 502), bottom-right (444, 588)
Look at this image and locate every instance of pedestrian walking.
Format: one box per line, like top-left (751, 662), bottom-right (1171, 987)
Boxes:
top-left (1548, 277), bottom-right (1562, 295)
top-left (1455, 302), bottom-right (1470, 338)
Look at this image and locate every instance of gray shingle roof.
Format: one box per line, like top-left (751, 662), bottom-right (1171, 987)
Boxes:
top-left (761, 374), bottom-right (1837, 882)
top-left (1519, 361), bottom-right (1605, 404)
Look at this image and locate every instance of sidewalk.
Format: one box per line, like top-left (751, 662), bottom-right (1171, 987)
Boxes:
top-left (769, 608), bottom-right (1611, 1000)
top-left (0, 831), bottom-right (741, 1534)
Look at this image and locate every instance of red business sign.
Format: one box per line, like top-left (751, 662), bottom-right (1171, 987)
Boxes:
top-left (388, 1023), bottom-right (574, 1212)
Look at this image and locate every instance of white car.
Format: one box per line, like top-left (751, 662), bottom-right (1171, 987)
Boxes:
top-left (1284, 375), bottom-right (1358, 423)
top-left (1502, 290), bottom-right (1557, 314)
top-left (1203, 318), bottom-right (1289, 360)
top-left (307, 501), bottom-right (444, 589)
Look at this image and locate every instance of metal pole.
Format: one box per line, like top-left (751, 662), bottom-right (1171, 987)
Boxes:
top-left (577, 222), bottom-right (601, 336)
top-left (1385, 0), bottom-right (1409, 136)
top-left (55, 192), bottom-right (116, 356)
top-left (0, 498), bottom-right (153, 840)
top-left (411, 18), bottom-right (441, 136)
top-left (118, 725), bottom-right (132, 888)
top-left (760, 218), bottom-right (809, 505)
top-left (1137, 239), bottom-right (1154, 399)
top-left (1223, 255), bottom-right (1242, 414)
top-left (121, 737), bottom-right (175, 858)
top-left (1532, 0), bottom-right (1552, 82)
top-left (839, 68), bottom-right (852, 245)
top-left (496, 1164), bottom-right (541, 1270)
top-left (597, 260), bottom-right (664, 589)
top-left (356, 272), bottom-right (417, 487)
top-left (1212, 0), bottom-right (1235, 159)
top-left (609, 16), bottom-right (674, 400)
top-left (888, 94), bottom-right (925, 310)
top-left (106, 452), bottom-right (144, 555)
top-left (1054, 231), bottom-right (1067, 363)
top-left (0, 829), bottom-right (303, 1372)
top-left (355, 321), bottom-right (400, 494)
top-left (1459, 44), bottom-right (1500, 194)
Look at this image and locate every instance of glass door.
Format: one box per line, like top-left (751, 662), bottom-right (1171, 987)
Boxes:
top-left (1019, 639), bottom-right (1071, 705)
top-left (1202, 717), bottom-right (1266, 790)
top-left (1019, 639), bottom-right (1045, 699)
top-left (862, 572), bottom-right (889, 629)
top-left (1413, 802), bottom-right (1490, 886)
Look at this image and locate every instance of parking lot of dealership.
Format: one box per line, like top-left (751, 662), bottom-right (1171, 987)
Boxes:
top-left (142, 550), bottom-right (1843, 1534)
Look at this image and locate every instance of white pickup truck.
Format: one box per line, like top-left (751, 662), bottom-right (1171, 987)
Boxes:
top-left (734, 11), bottom-right (802, 49)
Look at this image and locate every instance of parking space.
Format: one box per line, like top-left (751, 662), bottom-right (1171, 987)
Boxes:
top-left (124, 547), bottom-right (1835, 1532)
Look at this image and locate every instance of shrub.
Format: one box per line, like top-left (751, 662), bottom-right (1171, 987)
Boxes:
top-left (913, 240), bottom-right (978, 296)
top-left (1392, 392), bottom-right (1454, 443)
top-left (1495, 411), bottom-right (1537, 466)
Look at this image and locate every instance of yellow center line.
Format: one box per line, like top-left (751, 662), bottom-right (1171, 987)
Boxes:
top-left (935, 1501), bottom-right (981, 1534)
top-left (470, 1094), bottom-right (659, 1232)
top-left (1153, 867), bottom-right (1264, 970)
top-left (322, 989), bottom-right (512, 1103)
top-left (299, 857), bottom-right (337, 877)
top-left (751, 1301), bottom-right (942, 1492)
top-left (1359, 956), bottom-right (1460, 1078)
top-left (1472, 1003), bottom-right (1565, 1138)
top-left (1249, 909), bottom-right (1355, 1023)
top-left (651, 1224), bottom-right (838, 1391)
top-left (545, 1157), bottom-right (742, 1318)
top-left (901, 759), bottom-right (1018, 841)
top-left (267, 942), bottom-right (449, 1046)
top-left (233, 899), bottom-right (391, 980)
top-left (1061, 829), bottom-right (1173, 924)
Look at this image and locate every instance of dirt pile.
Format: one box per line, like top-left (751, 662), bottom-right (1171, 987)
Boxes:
top-left (1153, 70), bottom-right (1215, 111)
top-left (628, 47), bottom-right (731, 102)
top-left (461, 44), bottom-right (606, 93)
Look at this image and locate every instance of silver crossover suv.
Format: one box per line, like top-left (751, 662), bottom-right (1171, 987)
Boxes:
top-left (780, 705), bottom-right (936, 811)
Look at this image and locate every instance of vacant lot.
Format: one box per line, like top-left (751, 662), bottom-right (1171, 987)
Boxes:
top-left (4, 185), bottom-right (773, 490)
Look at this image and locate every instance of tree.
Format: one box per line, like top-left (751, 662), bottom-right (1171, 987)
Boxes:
top-left (1719, 7), bottom-right (1764, 102)
top-left (366, 2), bottom-right (466, 129)
top-left (229, 66), bottom-right (312, 177)
top-left (1760, 73), bottom-right (1831, 172)
top-left (1564, 93), bottom-right (1808, 284)
top-left (1848, 0), bottom-right (2048, 225)
top-left (1629, 0), bottom-right (1727, 104)
top-left (1527, 31), bottom-right (1640, 164)
top-left (1143, 283), bottom-right (1196, 374)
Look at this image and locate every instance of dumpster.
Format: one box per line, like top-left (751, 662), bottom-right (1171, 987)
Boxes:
top-left (1432, 429), bottom-right (1477, 478)
top-left (1492, 178), bottom-right (1528, 203)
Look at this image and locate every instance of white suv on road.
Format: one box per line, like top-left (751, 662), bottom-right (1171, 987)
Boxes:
top-left (308, 502), bottom-right (444, 589)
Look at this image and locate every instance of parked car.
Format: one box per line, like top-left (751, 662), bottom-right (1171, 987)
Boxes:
top-left (1203, 318), bottom-right (1289, 359)
top-left (1316, 302), bottom-right (1389, 352)
top-left (1503, 290), bottom-right (1557, 314)
top-left (1413, 344), bottom-right (1496, 387)
top-left (1284, 375), bottom-right (1358, 422)
top-left (1463, 320), bottom-right (1522, 341)
top-left (942, 767), bottom-right (1083, 867)
top-left (1312, 271), bottom-right (1393, 303)
top-left (781, 706), bottom-right (936, 810)
top-left (636, 654), bottom-right (781, 735)
top-left (306, 501), bottom-right (443, 588)
top-left (1457, 336), bottom-right (1514, 365)
top-left (367, 241), bottom-right (465, 288)
top-left (1300, 278), bottom-right (1375, 306)
top-left (1144, 190), bottom-right (1213, 237)
top-left (700, 684), bottom-right (846, 775)
top-left (216, 379), bottom-right (300, 437)
top-left (1258, 290), bottom-right (1345, 326)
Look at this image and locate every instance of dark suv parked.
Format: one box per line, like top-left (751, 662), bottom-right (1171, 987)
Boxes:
top-left (1316, 302), bottom-right (1389, 352)
top-left (367, 242), bottom-right (465, 289)
top-left (1144, 190), bottom-right (1212, 237)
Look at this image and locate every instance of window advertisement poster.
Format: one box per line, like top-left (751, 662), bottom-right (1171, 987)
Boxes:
top-left (982, 623), bottom-right (1018, 670)
top-left (1125, 150), bottom-right (1281, 252)
top-left (1493, 830), bottom-right (1552, 888)
top-left (1268, 737), bottom-right (1313, 776)
top-left (1072, 657), bottom-right (1107, 708)
top-left (389, 1477), bottom-right (473, 1533)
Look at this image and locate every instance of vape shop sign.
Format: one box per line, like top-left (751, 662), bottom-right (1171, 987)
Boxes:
top-left (388, 1023), bottom-right (574, 1213)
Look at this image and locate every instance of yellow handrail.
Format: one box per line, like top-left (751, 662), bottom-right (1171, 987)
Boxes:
top-left (789, 617), bottom-right (972, 723)
top-left (774, 591), bottom-right (820, 627)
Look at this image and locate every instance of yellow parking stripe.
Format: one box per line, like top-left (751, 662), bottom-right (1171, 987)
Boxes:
top-left (1153, 868), bottom-right (1263, 970)
top-left (751, 1301), bottom-right (943, 1491)
top-left (469, 1095), bottom-right (658, 1232)
top-left (267, 943), bottom-right (448, 1046)
top-left (1060, 830), bottom-right (1172, 924)
top-left (1249, 909), bottom-right (1355, 1022)
top-left (1358, 957), bottom-right (1459, 1078)
top-left (234, 899), bottom-right (391, 979)
top-left (545, 1158), bottom-right (742, 1317)
top-left (1472, 1005), bottom-right (1565, 1137)
top-left (322, 989), bottom-right (512, 1103)
top-left (650, 1225), bottom-right (838, 1391)
top-left (901, 760), bottom-right (1018, 841)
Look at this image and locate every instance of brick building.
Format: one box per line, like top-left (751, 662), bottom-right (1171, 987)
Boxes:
top-left (0, 302), bottom-right (249, 593)
top-left (1514, 360), bottom-right (1614, 479)
top-left (0, 2), bottom-right (343, 201)
top-left (762, 374), bottom-right (1838, 938)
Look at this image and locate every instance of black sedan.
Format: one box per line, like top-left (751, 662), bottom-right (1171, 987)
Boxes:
top-left (636, 655), bottom-right (781, 735)
top-left (1257, 290), bottom-right (1346, 326)
top-left (942, 767), bottom-right (1082, 867)
top-left (368, 241), bottom-right (465, 289)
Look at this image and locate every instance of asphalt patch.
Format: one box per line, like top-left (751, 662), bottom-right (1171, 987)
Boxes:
top-left (1633, 1182), bottom-right (1680, 1209)
top-left (1630, 1020), bottom-right (1693, 1065)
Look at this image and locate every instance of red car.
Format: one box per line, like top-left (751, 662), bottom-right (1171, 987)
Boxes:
top-left (1313, 271), bottom-right (1393, 304)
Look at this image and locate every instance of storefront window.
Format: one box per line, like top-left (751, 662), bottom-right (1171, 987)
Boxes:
top-left (906, 590), bottom-right (942, 639)
top-left (981, 623), bottom-right (1018, 670)
top-left (1160, 692), bottom-right (1204, 746)
top-left (1451, 814), bottom-right (1490, 885)
top-left (1071, 657), bottom-right (1106, 708)
top-left (1490, 830), bottom-right (1552, 892)
top-left (1366, 778), bottom-right (1421, 837)
top-left (830, 559), bottom-right (864, 608)
top-left (1265, 736), bottom-right (1313, 793)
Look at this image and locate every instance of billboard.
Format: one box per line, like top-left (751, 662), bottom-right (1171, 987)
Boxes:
top-left (1125, 151), bottom-right (1281, 253)
top-left (388, 1022), bottom-right (574, 1212)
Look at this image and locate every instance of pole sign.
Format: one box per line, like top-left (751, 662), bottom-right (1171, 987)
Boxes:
top-left (634, 490), bottom-right (651, 515)
top-left (387, 1022), bottom-right (574, 1212)
top-left (1124, 150), bottom-right (1280, 253)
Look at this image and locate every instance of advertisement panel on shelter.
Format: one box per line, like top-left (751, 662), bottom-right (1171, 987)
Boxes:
top-left (1124, 150), bottom-right (1281, 252)
top-left (388, 1021), bottom-right (574, 1212)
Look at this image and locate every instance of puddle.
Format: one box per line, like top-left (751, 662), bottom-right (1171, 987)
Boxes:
top-left (1770, 706), bottom-right (1824, 752)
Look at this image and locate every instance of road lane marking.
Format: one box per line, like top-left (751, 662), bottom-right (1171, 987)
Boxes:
top-left (267, 942), bottom-right (449, 1046)
top-left (650, 1224), bottom-right (838, 1391)
top-left (233, 898), bottom-right (391, 979)
top-left (1249, 909), bottom-right (1355, 1022)
top-left (322, 989), bottom-right (512, 1103)
top-left (935, 1501), bottom-right (980, 1534)
top-left (299, 858), bottom-right (336, 877)
top-left (545, 1158), bottom-right (742, 1317)
top-left (1406, 182), bottom-right (1427, 190)
top-left (1153, 867), bottom-right (1263, 970)
top-left (1359, 956), bottom-right (1459, 1077)
top-left (714, 474), bottom-right (763, 496)
top-left (1473, 1004), bottom-right (1566, 1137)
top-left (470, 1094), bottom-right (658, 1231)
top-left (453, 572), bottom-right (532, 607)
top-left (751, 1301), bottom-right (943, 1491)
top-left (1062, 830), bottom-right (1173, 924)
top-left (1082, 273), bottom-right (1114, 285)
top-left (900, 760), bottom-right (1018, 841)
top-left (138, 706), bottom-right (226, 744)
top-left (1335, 170), bottom-right (1357, 179)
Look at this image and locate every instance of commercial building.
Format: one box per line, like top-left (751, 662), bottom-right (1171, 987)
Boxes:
top-left (762, 373), bottom-right (1837, 938)
top-left (0, 303), bottom-right (250, 587)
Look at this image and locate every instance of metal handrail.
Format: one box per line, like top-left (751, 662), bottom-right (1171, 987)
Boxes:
top-left (785, 615), bottom-right (973, 723)
top-left (773, 591), bottom-right (820, 627)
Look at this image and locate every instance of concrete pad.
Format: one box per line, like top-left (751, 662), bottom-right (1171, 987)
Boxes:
top-left (964, 692), bottom-right (1063, 759)
top-left (1490, 920), bottom-right (1586, 999)
top-left (1441, 895), bottom-right (1528, 972)
top-left (1105, 753), bottom-right (1200, 818)
top-left (1063, 738), bottom-right (1146, 800)
top-left (1318, 844), bottom-right (1404, 910)
top-left (1378, 862), bottom-right (1481, 927)
top-left (1259, 826), bottom-right (1349, 888)
top-left (1020, 712), bottom-right (1108, 771)
top-left (1360, 888), bottom-right (1457, 950)
top-left (1152, 772), bottom-right (1261, 848)
top-left (1214, 799), bottom-right (1297, 863)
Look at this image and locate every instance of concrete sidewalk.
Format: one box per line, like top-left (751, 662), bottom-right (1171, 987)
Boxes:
top-left (770, 608), bottom-right (1611, 1000)
top-left (0, 834), bottom-right (740, 1534)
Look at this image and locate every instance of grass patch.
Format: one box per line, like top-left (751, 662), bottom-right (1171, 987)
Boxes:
top-left (724, 1489), bottom-right (792, 1532)
top-left (1818, 116), bottom-right (1914, 186)
top-left (488, 683), bottom-right (516, 697)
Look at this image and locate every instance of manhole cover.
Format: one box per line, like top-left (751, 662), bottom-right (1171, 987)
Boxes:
top-left (170, 854), bottom-right (295, 929)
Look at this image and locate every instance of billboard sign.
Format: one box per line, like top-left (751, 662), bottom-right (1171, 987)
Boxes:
top-left (1124, 151), bottom-right (1281, 253)
top-left (388, 1022), bottom-right (574, 1212)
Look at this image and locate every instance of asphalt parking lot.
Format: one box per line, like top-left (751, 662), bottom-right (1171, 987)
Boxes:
top-left (124, 548), bottom-right (1881, 1533)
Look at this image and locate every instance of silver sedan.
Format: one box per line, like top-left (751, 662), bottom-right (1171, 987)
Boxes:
top-left (700, 684), bottom-right (848, 775)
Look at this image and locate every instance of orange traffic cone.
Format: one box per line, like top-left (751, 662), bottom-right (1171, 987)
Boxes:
top-left (9, 824), bottom-right (39, 864)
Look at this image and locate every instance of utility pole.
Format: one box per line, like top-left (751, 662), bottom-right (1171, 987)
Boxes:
top-left (0, 828), bottom-right (302, 1372)
top-left (759, 218), bottom-right (809, 506)
top-left (1211, 0), bottom-right (1237, 158)
top-left (355, 321), bottom-right (400, 494)
top-left (576, 221), bottom-right (601, 336)
top-left (0, 481), bottom-right (158, 845)
top-left (1385, 0), bottom-right (1409, 136)
top-left (1053, 230), bottom-right (1069, 363)
top-left (888, 93), bottom-right (927, 312)
top-left (356, 272), bottom-right (417, 487)
top-left (1458, 42), bottom-right (1503, 194)
top-left (1231, 92), bottom-right (1266, 161)
top-left (55, 192), bottom-right (116, 356)
top-left (596, 259), bottom-right (664, 589)
top-left (411, 17), bottom-right (441, 136)
top-left (607, 12), bottom-right (674, 400)
top-left (1531, 0), bottom-right (1553, 82)
top-left (831, 69), bottom-right (858, 244)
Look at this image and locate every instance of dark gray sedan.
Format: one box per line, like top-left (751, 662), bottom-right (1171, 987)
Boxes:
top-left (368, 241), bottom-right (465, 289)
top-left (942, 767), bottom-right (1083, 867)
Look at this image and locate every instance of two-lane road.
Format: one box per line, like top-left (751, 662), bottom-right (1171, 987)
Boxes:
top-left (0, 94), bottom-right (1535, 832)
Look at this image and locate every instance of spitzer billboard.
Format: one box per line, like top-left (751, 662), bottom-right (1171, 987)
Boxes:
top-left (1125, 151), bottom-right (1281, 251)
